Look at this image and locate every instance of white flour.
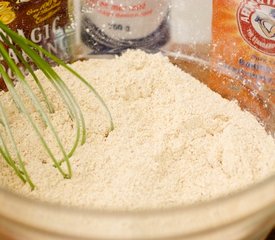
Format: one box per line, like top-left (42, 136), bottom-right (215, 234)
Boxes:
top-left (0, 50), bottom-right (274, 210)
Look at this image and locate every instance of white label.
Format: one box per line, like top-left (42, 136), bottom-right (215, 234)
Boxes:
top-left (82, 0), bottom-right (170, 40)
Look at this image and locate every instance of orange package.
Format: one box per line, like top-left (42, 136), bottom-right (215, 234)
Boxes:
top-left (211, 0), bottom-right (275, 122)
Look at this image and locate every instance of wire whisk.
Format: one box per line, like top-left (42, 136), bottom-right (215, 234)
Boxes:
top-left (0, 21), bottom-right (113, 190)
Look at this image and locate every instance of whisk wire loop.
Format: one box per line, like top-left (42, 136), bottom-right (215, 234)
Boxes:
top-left (0, 21), bottom-right (113, 189)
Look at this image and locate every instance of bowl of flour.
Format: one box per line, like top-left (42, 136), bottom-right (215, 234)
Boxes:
top-left (0, 50), bottom-right (274, 240)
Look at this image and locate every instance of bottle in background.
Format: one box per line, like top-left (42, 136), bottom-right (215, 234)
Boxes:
top-left (75, 0), bottom-right (171, 55)
top-left (0, 0), bottom-right (70, 90)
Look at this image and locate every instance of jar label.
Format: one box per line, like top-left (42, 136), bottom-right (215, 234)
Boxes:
top-left (0, 0), bottom-right (70, 90)
top-left (80, 0), bottom-right (170, 54)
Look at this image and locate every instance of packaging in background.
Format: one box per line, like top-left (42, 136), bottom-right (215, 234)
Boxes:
top-left (211, 0), bottom-right (275, 107)
top-left (0, 0), bottom-right (70, 90)
top-left (72, 0), bottom-right (171, 59)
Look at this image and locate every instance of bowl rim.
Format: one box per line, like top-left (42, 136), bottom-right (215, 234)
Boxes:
top-left (0, 172), bottom-right (274, 217)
